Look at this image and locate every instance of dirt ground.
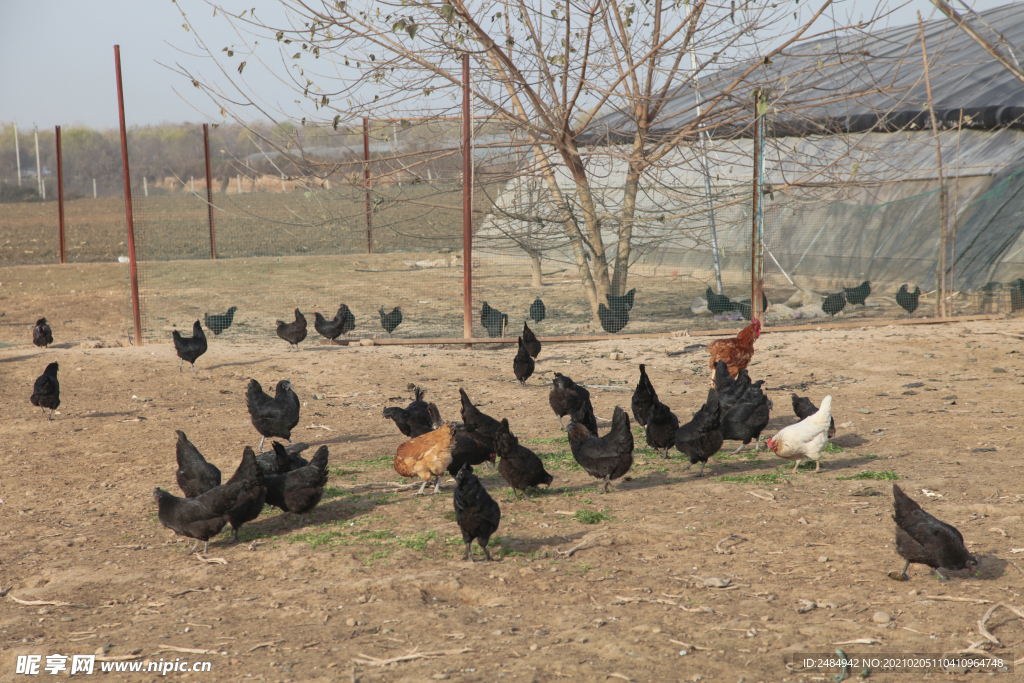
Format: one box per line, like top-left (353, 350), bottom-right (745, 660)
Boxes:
top-left (2, 265), bottom-right (1024, 683)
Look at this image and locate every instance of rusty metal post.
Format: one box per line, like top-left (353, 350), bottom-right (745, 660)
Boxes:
top-left (363, 117), bottom-right (373, 254)
top-left (462, 53), bottom-right (473, 347)
top-left (751, 89), bottom-right (768, 323)
top-left (202, 123), bottom-right (217, 259)
top-left (115, 45), bottom-right (143, 345)
top-left (55, 125), bottom-right (66, 264)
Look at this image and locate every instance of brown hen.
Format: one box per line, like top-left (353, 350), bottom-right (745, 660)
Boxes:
top-left (707, 318), bottom-right (761, 379)
top-left (394, 422), bottom-right (458, 494)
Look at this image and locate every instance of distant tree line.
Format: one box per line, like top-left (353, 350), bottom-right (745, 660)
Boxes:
top-left (0, 120), bottom-right (488, 201)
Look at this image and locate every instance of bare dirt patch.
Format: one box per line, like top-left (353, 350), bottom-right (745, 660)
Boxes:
top-left (2, 273), bottom-right (1023, 681)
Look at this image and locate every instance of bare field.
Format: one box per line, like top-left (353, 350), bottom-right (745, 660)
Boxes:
top-left (2, 263), bottom-right (1024, 682)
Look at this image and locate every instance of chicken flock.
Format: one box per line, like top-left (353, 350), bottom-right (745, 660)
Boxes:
top-left (26, 307), bottom-right (979, 579)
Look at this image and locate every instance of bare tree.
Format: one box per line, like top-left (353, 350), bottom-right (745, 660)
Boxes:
top-left (174, 0), bottom-right (889, 321)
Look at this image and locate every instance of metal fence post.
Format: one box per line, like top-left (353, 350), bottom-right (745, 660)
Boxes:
top-left (55, 125), bottom-right (66, 264)
top-left (115, 45), bottom-right (143, 346)
top-left (751, 88), bottom-right (768, 323)
top-left (203, 123), bottom-right (217, 259)
top-left (462, 53), bottom-right (473, 347)
top-left (363, 117), bottom-right (373, 254)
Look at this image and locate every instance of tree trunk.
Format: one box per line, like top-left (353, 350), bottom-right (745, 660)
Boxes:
top-left (611, 165), bottom-right (642, 297)
top-left (533, 144), bottom-right (600, 320)
top-left (528, 249), bottom-right (543, 287)
top-left (564, 142), bottom-right (611, 302)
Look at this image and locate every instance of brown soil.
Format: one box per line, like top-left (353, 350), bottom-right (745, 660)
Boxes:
top-left (2, 266), bottom-right (1024, 682)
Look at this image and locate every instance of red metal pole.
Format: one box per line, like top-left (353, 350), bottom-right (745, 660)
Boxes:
top-left (363, 117), bottom-right (373, 254)
top-left (55, 125), bottom-right (66, 264)
top-left (115, 45), bottom-right (143, 346)
top-left (462, 53), bottom-right (473, 346)
top-left (203, 123), bottom-right (217, 259)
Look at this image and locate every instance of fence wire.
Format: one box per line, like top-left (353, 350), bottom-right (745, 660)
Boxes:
top-left (4, 125), bottom-right (1024, 340)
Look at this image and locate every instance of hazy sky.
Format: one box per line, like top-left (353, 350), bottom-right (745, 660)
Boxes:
top-left (0, 0), bottom-right (1013, 131)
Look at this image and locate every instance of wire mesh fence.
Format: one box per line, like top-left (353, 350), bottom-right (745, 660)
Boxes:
top-left (3, 122), bottom-right (1024, 341)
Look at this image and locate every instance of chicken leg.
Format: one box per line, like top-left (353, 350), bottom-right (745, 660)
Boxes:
top-left (899, 560), bottom-right (911, 581)
top-left (731, 443), bottom-right (746, 455)
top-left (258, 436), bottom-right (266, 453)
top-left (179, 358), bottom-right (184, 372)
top-left (463, 542), bottom-right (475, 562)
top-left (432, 477), bottom-right (443, 494)
top-left (416, 480), bottom-right (429, 495)
top-left (482, 545), bottom-right (494, 561)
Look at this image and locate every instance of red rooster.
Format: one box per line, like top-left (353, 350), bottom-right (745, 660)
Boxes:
top-left (707, 318), bottom-right (761, 379)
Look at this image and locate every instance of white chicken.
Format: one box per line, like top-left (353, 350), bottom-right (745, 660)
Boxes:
top-left (766, 395), bottom-right (832, 473)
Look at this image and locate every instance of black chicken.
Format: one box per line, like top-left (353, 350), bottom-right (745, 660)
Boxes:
top-left (645, 399), bottom-right (680, 459)
top-left (715, 363), bottom-right (752, 415)
top-left (382, 387), bottom-right (434, 438)
top-left (448, 433), bottom-right (496, 476)
top-left (276, 308), bottom-right (307, 350)
top-left (379, 306), bottom-right (403, 336)
top-left (844, 281), bottom-right (871, 306)
top-left (313, 310), bottom-right (344, 341)
top-left (172, 320), bottom-right (208, 372)
top-left (338, 304), bottom-right (356, 336)
top-left (822, 292), bottom-right (847, 317)
top-left (494, 419), bottom-right (553, 499)
top-left (792, 393), bottom-right (836, 439)
top-left (606, 288), bottom-right (637, 312)
top-left (32, 318), bottom-right (52, 348)
top-left (513, 337), bottom-right (535, 385)
top-left (706, 287), bottom-right (735, 315)
top-left (453, 464), bottom-right (502, 562)
top-left (892, 484), bottom-right (977, 580)
top-left (896, 285), bottom-right (921, 316)
top-left (257, 440), bottom-right (311, 477)
top-left (733, 292), bottom-right (770, 320)
top-left (264, 446), bottom-right (330, 526)
top-left (459, 388), bottom-right (503, 452)
top-left (548, 373), bottom-right (597, 433)
top-left (30, 362), bottom-right (60, 419)
top-left (598, 303), bottom-right (629, 334)
top-left (175, 430), bottom-right (221, 498)
top-left (674, 388), bottom-right (724, 477)
top-left (521, 322), bottom-right (541, 358)
top-left (224, 446), bottom-right (267, 541)
top-left (246, 379), bottom-right (300, 452)
top-left (631, 364), bottom-right (657, 430)
top-left (568, 406), bottom-right (634, 492)
top-left (481, 301), bottom-right (509, 338)
top-left (529, 297), bottom-right (546, 323)
top-left (721, 381), bottom-right (772, 453)
top-left (154, 472), bottom-right (257, 554)
top-left (204, 306), bottom-right (238, 335)
top-left (425, 402), bottom-right (497, 474)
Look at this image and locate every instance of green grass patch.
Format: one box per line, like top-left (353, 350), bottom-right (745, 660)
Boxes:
top-left (526, 435), bottom-right (569, 445)
top-left (321, 486), bottom-right (350, 501)
top-left (715, 471), bottom-right (786, 485)
top-left (397, 531), bottom-right (437, 551)
top-left (836, 470), bottom-right (900, 481)
top-left (539, 450), bottom-right (582, 471)
top-left (862, 453), bottom-right (881, 460)
top-left (349, 454), bottom-right (394, 467)
top-left (357, 529), bottom-right (393, 540)
top-left (573, 510), bottom-right (608, 524)
top-left (823, 442), bottom-right (844, 454)
top-left (443, 510), bottom-right (458, 522)
top-left (290, 528), bottom-right (350, 549)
